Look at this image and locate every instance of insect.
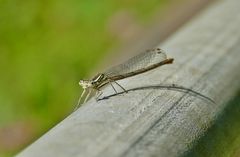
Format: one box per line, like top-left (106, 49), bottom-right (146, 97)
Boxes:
top-left (76, 48), bottom-right (174, 109)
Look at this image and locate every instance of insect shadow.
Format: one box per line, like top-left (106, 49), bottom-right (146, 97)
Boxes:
top-left (98, 84), bottom-right (216, 105)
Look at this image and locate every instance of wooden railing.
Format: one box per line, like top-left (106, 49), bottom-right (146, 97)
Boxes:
top-left (17, 0), bottom-right (240, 156)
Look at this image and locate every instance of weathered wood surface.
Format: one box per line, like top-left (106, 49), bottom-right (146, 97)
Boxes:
top-left (17, 0), bottom-right (240, 156)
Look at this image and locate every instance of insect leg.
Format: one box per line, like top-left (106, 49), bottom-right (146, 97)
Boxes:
top-left (105, 74), bottom-right (127, 93)
top-left (95, 89), bottom-right (103, 101)
top-left (84, 89), bottom-right (92, 103)
top-left (112, 80), bottom-right (128, 93)
top-left (109, 81), bottom-right (118, 94)
top-left (74, 89), bottom-right (86, 110)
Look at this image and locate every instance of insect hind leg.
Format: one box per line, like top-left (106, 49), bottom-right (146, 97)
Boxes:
top-left (112, 80), bottom-right (127, 93)
top-left (105, 74), bottom-right (128, 94)
top-left (109, 81), bottom-right (118, 94)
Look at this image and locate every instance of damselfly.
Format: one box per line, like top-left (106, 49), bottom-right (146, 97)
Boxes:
top-left (76, 48), bottom-right (174, 109)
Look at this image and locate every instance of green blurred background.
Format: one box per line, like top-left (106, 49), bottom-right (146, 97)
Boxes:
top-left (0, 0), bottom-right (172, 156)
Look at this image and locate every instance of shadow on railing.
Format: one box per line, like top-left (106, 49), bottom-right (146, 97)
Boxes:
top-left (98, 84), bottom-right (216, 105)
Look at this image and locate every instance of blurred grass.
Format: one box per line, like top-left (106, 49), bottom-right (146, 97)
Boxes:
top-left (0, 0), bottom-right (169, 156)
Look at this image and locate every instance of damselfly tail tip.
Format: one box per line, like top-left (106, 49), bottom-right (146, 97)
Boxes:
top-left (167, 58), bottom-right (174, 64)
